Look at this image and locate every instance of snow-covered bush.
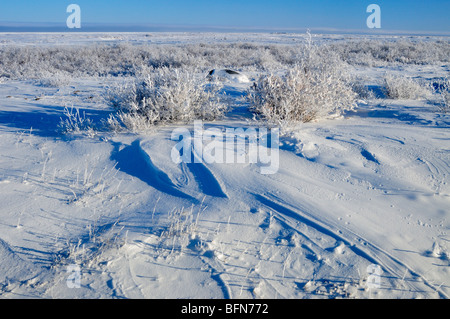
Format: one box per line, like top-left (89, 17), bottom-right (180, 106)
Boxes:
top-left (383, 74), bottom-right (431, 100)
top-left (105, 67), bottom-right (227, 130)
top-left (58, 106), bottom-right (96, 137)
top-left (435, 77), bottom-right (450, 113)
top-left (330, 39), bottom-right (450, 67)
top-left (37, 71), bottom-right (72, 88)
top-left (351, 81), bottom-right (376, 100)
top-left (248, 45), bottom-right (357, 125)
top-left (0, 42), bottom-right (308, 80)
top-left (0, 38), bottom-right (448, 81)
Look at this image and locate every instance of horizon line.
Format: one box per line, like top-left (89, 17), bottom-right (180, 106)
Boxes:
top-left (0, 21), bottom-right (449, 37)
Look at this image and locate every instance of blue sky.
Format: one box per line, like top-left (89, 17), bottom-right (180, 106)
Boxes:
top-left (1, 0), bottom-right (449, 33)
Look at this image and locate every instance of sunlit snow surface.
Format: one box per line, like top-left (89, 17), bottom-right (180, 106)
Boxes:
top-left (0, 32), bottom-right (449, 299)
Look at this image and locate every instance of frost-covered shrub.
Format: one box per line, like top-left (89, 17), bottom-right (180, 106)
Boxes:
top-left (330, 39), bottom-right (450, 66)
top-left (58, 106), bottom-right (96, 137)
top-left (351, 81), bottom-right (376, 100)
top-left (0, 38), bottom-right (449, 81)
top-left (434, 77), bottom-right (450, 113)
top-left (37, 71), bottom-right (72, 87)
top-left (383, 74), bottom-right (431, 100)
top-left (0, 41), bottom-right (313, 80)
top-left (105, 67), bottom-right (227, 130)
top-left (248, 45), bottom-right (357, 125)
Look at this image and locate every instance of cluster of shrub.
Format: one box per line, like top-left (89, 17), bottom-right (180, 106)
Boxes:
top-left (0, 36), bottom-right (448, 130)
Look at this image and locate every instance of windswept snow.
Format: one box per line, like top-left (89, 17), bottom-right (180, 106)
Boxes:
top-left (0, 33), bottom-right (449, 299)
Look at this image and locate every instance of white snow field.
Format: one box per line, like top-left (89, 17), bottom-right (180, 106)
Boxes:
top-left (0, 33), bottom-right (449, 299)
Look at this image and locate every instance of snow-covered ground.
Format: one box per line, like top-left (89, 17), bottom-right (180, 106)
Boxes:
top-left (0, 33), bottom-right (449, 299)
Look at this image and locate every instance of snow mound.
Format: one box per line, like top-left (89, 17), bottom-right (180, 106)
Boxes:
top-left (0, 238), bottom-right (38, 286)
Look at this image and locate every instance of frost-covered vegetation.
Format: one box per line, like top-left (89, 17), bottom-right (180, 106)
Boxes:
top-left (104, 67), bottom-right (227, 130)
top-left (0, 42), bottom-right (296, 79)
top-left (248, 41), bottom-right (357, 124)
top-left (383, 73), bottom-right (432, 100)
top-left (1, 38), bottom-right (448, 80)
top-left (1, 36), bottom-right (448, 129)
top-left (329, 39), bottom-right (450, 67)
top-left (435, 77), bottom-right (450, 113)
